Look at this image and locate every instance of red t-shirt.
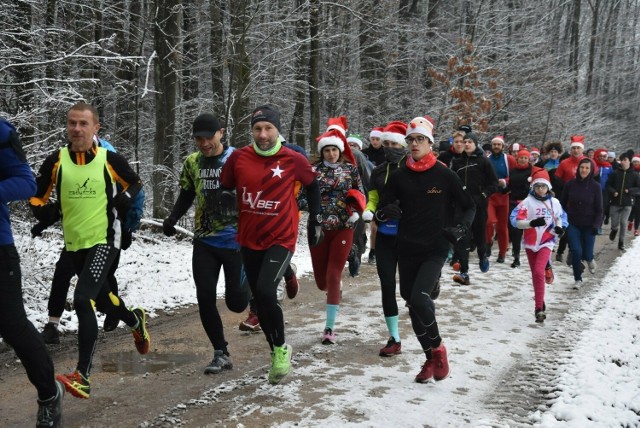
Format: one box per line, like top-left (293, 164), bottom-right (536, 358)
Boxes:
top-left (555, 155), bottom-right (599, 183)
top-left (220, 145), bottom-right (317, 251)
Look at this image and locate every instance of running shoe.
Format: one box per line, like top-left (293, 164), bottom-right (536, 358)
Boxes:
top-left (131, 307), bottom-right (151, 355)
top-left (415, 360), bottom-right (434, 383)
top-left (285, 263), bottom-right (299, 299)
top-left (36, 380), bottom-right (64, 427)
top-left (535, 310), bottom-right (546, 323)
top-left (544, 265), bottom-right (554, 285)
top-left (432, 343), bottom-right (450, 381)
top-left (268, 344), bottom-right (292, 385)
top-left (103, 314), bottom-right (119, 332)
top-left (321, 327), bottom-right (336, 345)
top-left (452, 272), bottom-right (470, 285)
top-left (239, 310), bottom-right (261, 332)
top-left (379, 337), bottom-right (402, 357)
top-left (588, 260), bottom-right (597, 274)
top-left (204, 350), bottom-right (233, 374)
top-left (510, 257), bottom-right (520, 268)
top-left (41, 322), bottom-right (60, 345)
top-left (573, 280), bottom-right (583, 290)
top-left (56, 370), bottom-right (90, 399)
top-left (479, 257), bottom-right (490, 273)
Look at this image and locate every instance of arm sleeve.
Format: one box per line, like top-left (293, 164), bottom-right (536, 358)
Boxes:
top-left (106, 151), bottom-right (142, 198)
top-left (167, 188), bottom-right (196, 221)
top-left (365, 189), bottom-right (379, 212)
top-left (29, 152), bottom-right (59, 207)
top-left (304, 178), bottom-right (321, 217)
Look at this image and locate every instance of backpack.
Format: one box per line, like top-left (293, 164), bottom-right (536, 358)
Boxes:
top-left (97, 137), bottom-right (145, 233)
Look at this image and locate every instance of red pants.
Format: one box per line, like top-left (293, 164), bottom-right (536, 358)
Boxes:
top-left (486, 193), bottom-right (509, 257)
top-left (310, 229), bottom-right (353, 305)
top-left (525, 247), bottom-right (551, 311)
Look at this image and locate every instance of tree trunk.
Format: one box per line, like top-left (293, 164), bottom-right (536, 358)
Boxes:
top-left (308, 0), bottom-right (320, 152)
top-left (568, 0), bottom-right (581, 93)
top-left (227, 0), bottom-right (251, 147)
top-left (210, 0), bottom-right (226, 116)
top-left (289, 0), bottom-right (309, 149)
top-left (586, 0), bottom-right (600, 95)
top-left (152, 0), bottom-right (179, 217)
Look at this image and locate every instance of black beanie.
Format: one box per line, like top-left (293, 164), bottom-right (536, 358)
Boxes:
top-left (464, 132), bottom-right (479, 146)
top-left (192, 113), bottom-right (221, 138)
top-left (251, 105), bottom-right (281, 131)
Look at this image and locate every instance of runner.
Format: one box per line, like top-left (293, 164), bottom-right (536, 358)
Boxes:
top-left (1, 118), bottom-right (64, 427)
top-left (30, 102), bottom-right (150, 399)
top-left (220, 105), bottom-right (322, 384)
top-left (376, 117), bottom-right (475, 383)
top-left (163, 113), bottom-right (250, 374)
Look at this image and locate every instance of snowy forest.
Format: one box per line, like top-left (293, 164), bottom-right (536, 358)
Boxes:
top-left (2, 0), bottom-right (640, 218)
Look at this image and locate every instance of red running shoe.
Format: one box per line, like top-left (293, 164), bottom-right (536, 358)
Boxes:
top-left (56, 370), bottom-right (90, 399)
top-left (239, 310), bottom-right (261, 332)
top-left (131, 308), bottom-right (151, 355)
top-left (285, 263), bottom-right (299, 299)
top-left (432, 343), bottom-right (450, 381)
top-left (545, 266), bottom-right (554, 285)
top-left (379, 337), bottom-right (402, 357)
top-left (415, 360), bottom-right (434, 383)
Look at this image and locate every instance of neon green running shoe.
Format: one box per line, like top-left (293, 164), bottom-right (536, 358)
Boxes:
top-left (268, 344), bottom-right (292, 385)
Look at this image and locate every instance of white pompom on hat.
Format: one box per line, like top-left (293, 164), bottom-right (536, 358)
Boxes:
top-left (381, 121), bottom-right (409, 147)
top-left (406, 116), bottom-right (435, 143)
top-left (316, 129), bottom-right (347, 154)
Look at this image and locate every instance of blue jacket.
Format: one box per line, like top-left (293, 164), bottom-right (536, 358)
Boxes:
top-left (0, 120), bottom-right (36, 245)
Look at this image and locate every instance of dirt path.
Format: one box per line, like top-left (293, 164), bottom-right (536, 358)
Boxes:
top-left (0, 234), bottom-right (621, 427)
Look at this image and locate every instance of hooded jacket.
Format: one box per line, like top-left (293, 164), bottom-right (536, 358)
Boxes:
top-left (560, 159), bottom-right (603, 229)
top-left (606, 164), bottom-right (640, 207)
top-left (451, 145), bottom-right (499, 205)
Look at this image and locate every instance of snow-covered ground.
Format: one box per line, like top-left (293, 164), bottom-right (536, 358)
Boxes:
top-left (9, 218), bottom-right (640, 427)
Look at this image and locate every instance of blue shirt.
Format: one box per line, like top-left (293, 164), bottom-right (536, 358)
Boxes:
top-left (0, 138), bottom-right (36, 245)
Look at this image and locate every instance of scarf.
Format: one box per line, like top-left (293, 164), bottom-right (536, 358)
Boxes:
top-left (253, 136), bottom-right (282, 157)
top-left (406, 151), bottom-right (437, 172)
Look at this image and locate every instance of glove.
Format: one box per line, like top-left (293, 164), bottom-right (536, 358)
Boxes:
top-left (362, 210), bottom-right (374, 222)
top-left (346, 212), bottom-right (359, 226)
top-left (30, 222), bottom-right (48, 238)
top-left (121, 229), bottom-right (133, 250)
top-left (113, 191), bottom-right (132, 218)
top-left (217, 189), bottom-right (237, 216)
top-left (592, 227), bottom-right (599, 236)
top-left (443, 224), bottom-right (467, 244)
top-left (375, 203), bottom-right (402, 221)
top-left (32, 203), bottom-right (60, 224)
top-left (554, 226), bottom-right (565, 237)
top-left (307, 215), bottom-right (324, 247)
top-left (163, 217), bottom-right (177, 237)
top-left (529, 217), bottom-right (546, 227)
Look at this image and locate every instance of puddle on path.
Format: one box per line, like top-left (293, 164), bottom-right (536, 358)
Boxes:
top-left (101, 351), bottom-right (197, 374)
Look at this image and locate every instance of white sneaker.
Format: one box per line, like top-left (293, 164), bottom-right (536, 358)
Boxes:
top-left (573, 280), bottom-right (583, 290)
top-left (588, 260), bottom-right (597, 274)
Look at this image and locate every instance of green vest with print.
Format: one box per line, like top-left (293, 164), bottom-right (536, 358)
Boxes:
top-left (59, 147), bottom-right (111, 251)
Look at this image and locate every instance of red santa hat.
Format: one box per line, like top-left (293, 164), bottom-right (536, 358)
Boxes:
top-left (326, 116), bottom-right (348, 136)
top-left (570, 135), bottom-right (585, 149)
top-left (316, 128), bottom-right (356, 165)
top-left (406, 116), bottom-right (435, 143)
top-left (530, 147), bottom-right (540, 155)
top-left (528, 168), bottom-right (552, 190)
top-left (381, 121), bottom-right (408, 147)
top-left (491, 136), bottom-right (505, 146)
top-left (632, 154), bottom-right (640, 163)
top-left (369, 126), bottom-right (384, 139)
top-left (317, 129), bottom-right (346, 154)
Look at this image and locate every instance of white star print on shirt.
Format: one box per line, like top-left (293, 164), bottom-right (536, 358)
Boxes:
top-left (271, 165), bottom-right (284, 178)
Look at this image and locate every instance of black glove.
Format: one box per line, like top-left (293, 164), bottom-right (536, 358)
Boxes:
top-left (121, 229), bottom-right (133, 250)
top-left (32, 203), bottom-right (60, 225)
top-left (554, 226), bottom-right (565, 237)
top-left (529, 217), bottom-right (546, 227)
top-left (375, 203), bottom-right (402, 222)
top-left (307, 214), bottom-right (324, 247)
top-left (592, 227), bottom-right (599, 236)
top-left (163, 217), bottom-right (177, 237)
top-left (30, 222), bottom-right (48, 238)
top-left (443, 224), bottom-right (468, 244)
top-left (113, 191), bottom-right (132, 218)
top-left (214, 189), bottom-right (237, 216)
